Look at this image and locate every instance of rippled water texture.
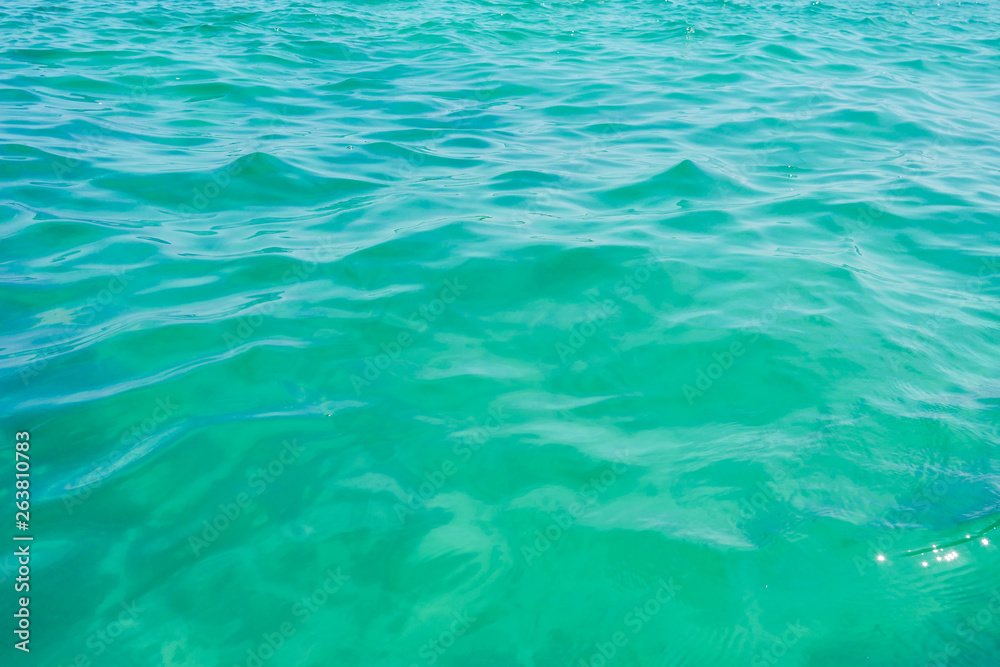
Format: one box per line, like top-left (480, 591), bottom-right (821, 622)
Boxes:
top-left (2, 0), bottom-right (1000, 664)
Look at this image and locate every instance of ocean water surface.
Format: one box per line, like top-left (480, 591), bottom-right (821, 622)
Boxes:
top-left (2, 0), bottom-right (1000, 664)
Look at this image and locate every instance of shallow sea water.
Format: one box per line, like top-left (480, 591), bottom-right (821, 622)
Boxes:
top-left (2, 0), bottom-right (1000, 665)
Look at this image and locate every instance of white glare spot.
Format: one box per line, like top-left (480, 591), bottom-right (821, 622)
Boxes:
top-left (982, 538), bottom-right (990, 546)
top-left (876, 555), bottom-right (885, 562)
top-left (922, 561), bottom-right (929, 567)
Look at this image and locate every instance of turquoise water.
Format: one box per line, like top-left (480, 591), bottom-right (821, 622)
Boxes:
top-left (2, 0), bottom-right (1000, 664)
